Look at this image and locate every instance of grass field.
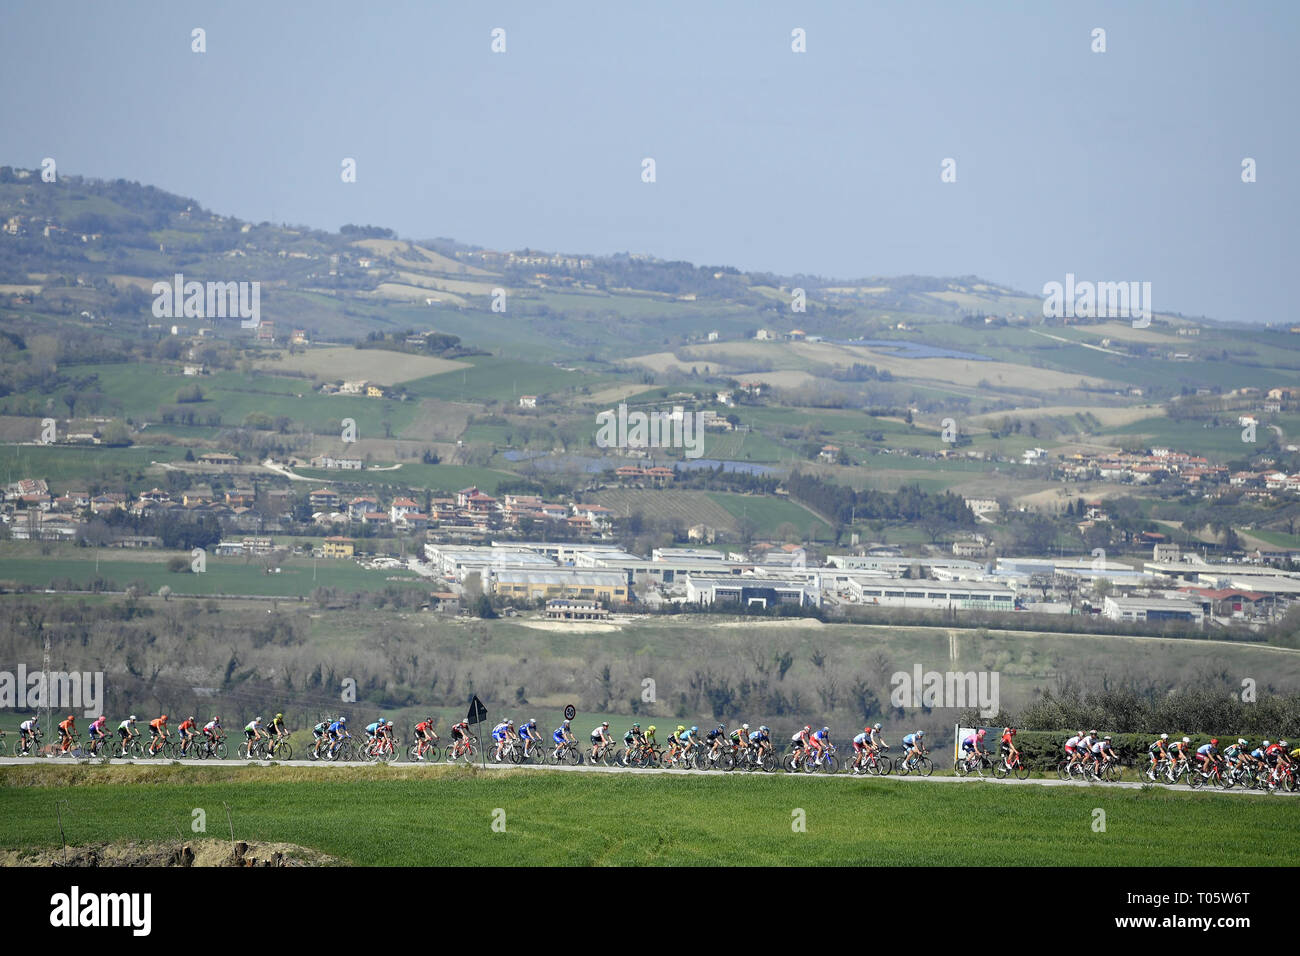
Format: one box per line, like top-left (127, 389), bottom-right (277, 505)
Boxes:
top-left (2, 764), bottom-right (1296, 866)
top-left (0, 549), bottom-right (428, 597)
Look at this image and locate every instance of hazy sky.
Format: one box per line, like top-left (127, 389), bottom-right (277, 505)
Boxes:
top-left (2, 1), bottom-right (1295, 323)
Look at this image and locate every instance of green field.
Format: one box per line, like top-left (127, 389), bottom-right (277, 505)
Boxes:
top-left (1, 764), bottom-right (1296, 866)
top-left (0, 550), bottom-right (427, 597)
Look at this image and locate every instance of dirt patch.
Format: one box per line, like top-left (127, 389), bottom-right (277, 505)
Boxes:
top-left (517, 620), bottom-right (623, 633)
top-left (0, 839), bottom-right (339, 868)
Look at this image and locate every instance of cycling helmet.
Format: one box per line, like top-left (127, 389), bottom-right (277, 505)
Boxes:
top-left (1264, 740), bottom-right (1271, 747)
top-left (760, 726), bottom-right (769, 733)
top-left (717, 723), bottom-right (725, 731)
top-left (529, 719), bottom-right (536, 726)
top-left (1182, 737), bottom-right (1190, 744)
top-left (632, 723), bottom-right (640, 729)
top-left (187, 716), bottom-right (195, 722)
top-left (1002, 727), bottom-right (1010, 734)
top-left (647, 725), bottom-right (656, 733)
top-left (255, 716), bottom-right (262, 722)
top-left (864, 726), bottom-right (871, 733)
top-left (1010, 729), bottom-right (1017, 736)
top-left (690, 725), bottom-right (698, 733)
top-left (602, 721), bottom-right (609, 728)
top-left (873, 723), bottom-right (881, 730)
top-left (506, 719), bottom-right (513, 725)
top-left (742, 723), bottom-right (749, 731)
top-left (1160, 733), bottom-right (1168, 740)
top-left (976, 729), bottom-right (986, 737)
top-left (1282, 740), bottom-right (1290, 747)
top-left (563, 719), bottom-right (571, 727)
top-left (822, 726), bottom-right (829, 734)
top-left (677, 725), bottom-right (685, 733)
top-left (1088, 729), bottom-right (1097, 736)
top-left (426, 717), bottom-right (433, 724)
top-left (387, 720), bottom-right (394, 727)
top-left (804, 725), bottom-right (811, 733)
top-left (338, 717), bottom-right (347, 724)
top-left (99, 715), bottom-right (106, 722)
top-left (66, 715), bottom-right (74, 722)
top-left (1210, 738), bottom-right (1219, 745)
top-left (1238, 738), bottom-right (1247, 746)
top-left (275, 713), bottom-right (283, 720)
top-left (1104, 735), bottom-right (1112, 741)
top-left (917, 730), bottom-right (925, 737)
top-left (159, 714), bottom-right (166, 721)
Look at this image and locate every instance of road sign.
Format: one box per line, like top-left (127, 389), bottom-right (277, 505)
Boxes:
top-left (467, 695), bottom-right (487, 726)
top-left (564, 704), bottom-right (576, 721)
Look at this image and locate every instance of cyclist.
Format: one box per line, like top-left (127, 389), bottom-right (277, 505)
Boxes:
top-left (999, 727), bottom-right (1019, 772)
top-left (644, 725), bottom-right (657, 751)
top-left (750, 725), bottom-right (772, 761)
top-left (960, 728), bottom-right (983, 770)
top-left (413, 716), bottom-right (439, 759)
top-left (365, 717), bottom-right (387, 751)
top-left (867, 722), bottom-right (886, 751)
top-left (244, 716), bottom-right (267, 756)
top-left (379, 719), bottom-right (396, 757)
top-left (147, 714), bottom-right (169, 755)
top-left (589, 721), bottom-right (612, 762)
top-left (706, 723), bottom-right (728, 762)
top-left (677, 725), bottom-right (699, 763)
top-left (1222, 738), bottom-right (1247, 779)
top-left (1167, 736), bottom-right (1191, 774)
top-left (550, 719), bottom-right (574, 759)
top-left (177, 715), bottom-right (198, 755)
top-left (266, 713), bottom-right (288, 756)
top-left (311, 717), bottom-right (332, 757)
top-left (202, 715), bottom-right (223, 756)
top-left (57, 714), bottom-right (77, 754)
top-left (791, 725), bottom-right (813, 761)
top-left (728, 722), bottom-right (750, 756)
top-left (622, 722), bottom-right (644, 760)
top-left (326, 716), bottom-right (349, 757)
top-left (851, 726), bottom-right (873, 773)
top-left (1088, 735), bottom-right (1114, 776)
top-left (18, 714), bottom-right (40, 754)
top-left (450, 718), bottom-right (474, 758)
top-left (901, 730), bottom-right (925, 768)
top-left (809, 726), bottom-right (832, 766)
top-left (491, 718), bottom-right (513, 761)
top-left (1194, 738), bottom-right (1221, 778)
top-left (666, 725), bottom-right (686, 760)
top-left (117, 715), bottom-right (141, 753)
top-left (1264, 739), bottom-right (1289, 789)
top-left (517, 718), bottom-right (540, 759)
top-left (88, 714), bottom-right (109, 755)
top-left (1147, 733), bottom-right (1170, 778)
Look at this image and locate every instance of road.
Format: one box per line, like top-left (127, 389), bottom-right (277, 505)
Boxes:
top-left (0, 756), bottom-right (1286, 795)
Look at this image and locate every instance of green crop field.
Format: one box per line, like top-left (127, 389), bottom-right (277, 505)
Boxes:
top-left (402, 357), bottom-right (598, 404)
top-left (0, 550), bottom-right (427, 597)
top-left (1, 764), bottom-right (1296, 866)
top-left (0, 442), bottom-right (174, 486)
top-left (292, 462), bottom-right (520, 495)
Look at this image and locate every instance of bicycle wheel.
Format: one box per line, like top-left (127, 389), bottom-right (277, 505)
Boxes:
top-left (916, 756), bottom-right (933, 777)
top-left (1105, 763), bottom-right (1123, 783)
top-left (1015, 761), bottom-right (1031, 781)
top-left (823, 754), bottom-right (839, 774)
top-left (718, 751), bottom-right (736, 772)
top-left (955, 759), bottom-right (970, 777)
top-left (783, 754), bottom-right (798, 774)
top-left (1056, 761), bottom-right (1072, 781)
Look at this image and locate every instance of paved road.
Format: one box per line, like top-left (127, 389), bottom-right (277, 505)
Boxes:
top-left (0, 756), bottom-right (1287, 795)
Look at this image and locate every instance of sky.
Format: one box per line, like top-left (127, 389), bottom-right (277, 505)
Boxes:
top-left (1, 0), bottom-right (1296, 324)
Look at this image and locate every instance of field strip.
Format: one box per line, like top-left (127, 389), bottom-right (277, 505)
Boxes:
top-left (0, 757), bottom-right (1282, 795)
